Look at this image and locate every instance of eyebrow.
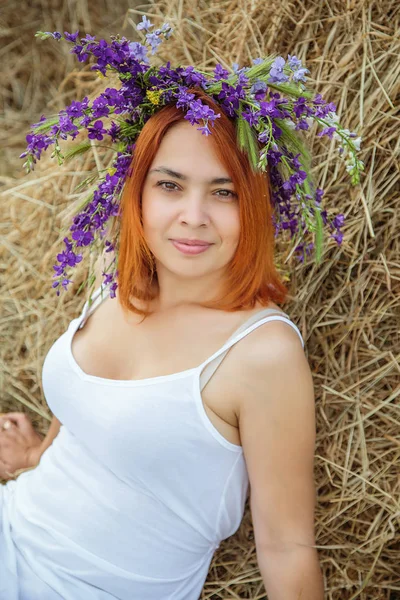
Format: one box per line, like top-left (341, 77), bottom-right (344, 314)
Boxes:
top-left (149, 167), bottom-right (233, 185)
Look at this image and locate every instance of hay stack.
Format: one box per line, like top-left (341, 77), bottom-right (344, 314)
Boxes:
top-left (1, 1), bottom-right (399, 598)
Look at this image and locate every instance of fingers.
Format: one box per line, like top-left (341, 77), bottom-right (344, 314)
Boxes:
top-left (0, 412), bottom-right (25, 420)
top-left (0, 418), bottom-right (15, 429)
top-left (0, 412), bottom-right (30, 430)
top-left (0, 416), bottom-right (16, 429)
top-left (0, 412), bottom-right (20, 423)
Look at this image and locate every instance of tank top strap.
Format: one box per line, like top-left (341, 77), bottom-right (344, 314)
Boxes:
top-left (78, 283), bottom-right (111, 329)
top-left (198, 308), bottom-right (304, 392)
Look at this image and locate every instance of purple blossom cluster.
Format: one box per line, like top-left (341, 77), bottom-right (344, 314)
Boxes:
top-left (24, 16), bottom-right (363, 295)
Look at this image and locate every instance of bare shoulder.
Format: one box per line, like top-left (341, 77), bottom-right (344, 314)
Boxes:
top-left (238, 309), bottom-right (305, 366)
top-left (230, 312), bottom-right (310, 416)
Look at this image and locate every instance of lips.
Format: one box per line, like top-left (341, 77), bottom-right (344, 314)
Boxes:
top-left (172, 239), bottom-right (211, 246)
top-left (171, 240), bottom-right (212, 255)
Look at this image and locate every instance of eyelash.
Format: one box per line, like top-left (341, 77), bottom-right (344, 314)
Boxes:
top-left (156, 181), bottom-right (237, 199)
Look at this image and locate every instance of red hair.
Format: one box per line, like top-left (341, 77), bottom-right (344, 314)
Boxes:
top-left (111, 86), bottom-right (288, 319)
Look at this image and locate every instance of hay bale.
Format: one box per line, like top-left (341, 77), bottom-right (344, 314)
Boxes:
top-left (1, 1), bottom-right (399, 599)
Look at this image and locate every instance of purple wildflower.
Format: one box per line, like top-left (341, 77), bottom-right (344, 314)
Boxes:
top-left (19, 132), bottom-right (55, 161)
top-left (71, 44), bottom-right (89, 63)
top-left (313, 94), bottom-right (325, 105)
top-left (50, 114), bottom-right (79, 140)
top-left (293, 68), bottom-right (309, 83)
top-left (250, 79), bottom-right (268, 101)
top-left (197, 124), bottom-right (212, 136)
top-left (87, 120), bottom-right (107, 140)
top-left (293, 97), bottom-right (314, 119)
top-left (317, 126), bottom-right (337, 139)
top-left (242, 108), bottom-right (259, 127)
top-left (333, 214), bottom-right (345, 227)
top-left (288, 55), bottom-right (302, 70)
top-left (80, 114), bottom-right (92, 127)
top-left (136, 16), bottom-right (153, 32)
top-left (282, 170), bottom-right (308, 193)
top-left (267, 149), bottom-right (283, 166)
top-left (64, 30), bottom-right (79, 43)
top-left (258, 130), bottom-right (271, 144)
top-left (107, 122), bottom-right (120, 142)
top-left (44, 31), bottom-right (62, 40)
top-left (81, 34), bottom-right (96, 43)
top-left (271, 121), bottom-right (282, 139)
top-left (216, 81), bottom-right (246, 115)
top-left (295, 119), bottom-right (310, 131)
top-left (287, 55), bottom-right (309, 82)
top-left (184, 98), bottom-right (220, 127)
top-left (182, 65), bottom-right (208, 87)
top-left (128, 41), bottom-right (149, 63)
top-left (65, 97), bottom-right (89, 119)
top-left (214, 64), bottom-right (230, 81)
top-left (175, 86), bottom-right (196, 109)
top-left (258, 99), bottom-right (282, 119)
top-left (145, 32), bottom-right (163, 55)
top-left (268, 57), bottom-right (289, 84)
top-left (31, 115), bottom-right (47, 129)
top-left (332, 230), bottom-right (344, 245)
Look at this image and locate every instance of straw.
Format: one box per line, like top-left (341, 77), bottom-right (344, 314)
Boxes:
top-left (1, 1), bottom-right (399, 598)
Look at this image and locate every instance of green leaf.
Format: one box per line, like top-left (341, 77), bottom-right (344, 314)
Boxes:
top-left (35, 31), bottom-right (55, 40)
top-left (244, 55), bottom-right (277, 79)
top-left (236, 106), bottom-right (260, 172)
top-left (275, 119), bottom-right (312, 171)
top-left (314, 208), bottom-right (324, 264)
top-left (75, 191), bottom-right (96, 213)
top-left (32, 116), bottom-right (60, 134)
top-left (64, 141), bottom-right (92, 161)
top-left (268, 82), bottom-right (313, 99)
top-left (245, 124), bottom-right (261, 172)
top-left (76, 280), bottom-right (87, 297)
top-left (73, 174), bottom-right (98, 193)
top-left (236, 114), bottom-right (247, 152)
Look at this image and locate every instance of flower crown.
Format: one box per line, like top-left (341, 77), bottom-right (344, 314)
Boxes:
top-left (21, 16), bottom-right (364, 298)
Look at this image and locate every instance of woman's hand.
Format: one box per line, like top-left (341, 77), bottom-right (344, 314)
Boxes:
top-left (0, 412), bottom-right (44, 481)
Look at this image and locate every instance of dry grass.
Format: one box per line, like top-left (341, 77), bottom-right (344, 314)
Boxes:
top-left (1, 1), bottom-right (399, 599)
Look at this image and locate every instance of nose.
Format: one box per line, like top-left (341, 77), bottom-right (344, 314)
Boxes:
top-left (178, 195), bottom-right (210, 226)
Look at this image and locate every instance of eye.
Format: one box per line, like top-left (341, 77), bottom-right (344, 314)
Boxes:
top-left (156, 181), bottom-right (237, 200)
top-left (156, 181), bottom-right (179, 192)
top-left (215, 189), bottom-right (237, 199)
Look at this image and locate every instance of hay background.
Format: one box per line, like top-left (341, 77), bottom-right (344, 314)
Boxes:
top-left (1, 1), bottom-right (399, 599)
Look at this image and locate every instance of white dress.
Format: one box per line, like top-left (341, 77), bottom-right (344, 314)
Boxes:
top-left (0, 284), bottom-right (304, 599)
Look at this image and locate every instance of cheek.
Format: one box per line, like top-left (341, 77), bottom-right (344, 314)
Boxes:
top-left (221, 209), bottom-right (240, 244)
top-left (142, 201), bottom-right (175, 250)
top-left (142, 194), bottom-right (164, 231)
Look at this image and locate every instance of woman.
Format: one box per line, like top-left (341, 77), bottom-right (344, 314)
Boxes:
top-left (0, 89), bottom-right (324, 599)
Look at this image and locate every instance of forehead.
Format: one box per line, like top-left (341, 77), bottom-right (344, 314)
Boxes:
top-left (150, 121), bottom-right (231, 181)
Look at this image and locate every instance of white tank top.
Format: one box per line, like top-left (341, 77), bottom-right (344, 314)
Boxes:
top-left (6, 284), bottom-right (304, 599)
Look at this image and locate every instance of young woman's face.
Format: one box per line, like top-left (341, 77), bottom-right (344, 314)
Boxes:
top-left (141, 120), bottom-right (240, 282)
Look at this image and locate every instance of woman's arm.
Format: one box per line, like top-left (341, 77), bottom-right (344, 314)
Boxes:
top-left (28, 414), bottom-right (61, 465)
top-left (256, 545), bottom-right (324, 600)
top-left (236, 320), bottom-right (324, 600)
